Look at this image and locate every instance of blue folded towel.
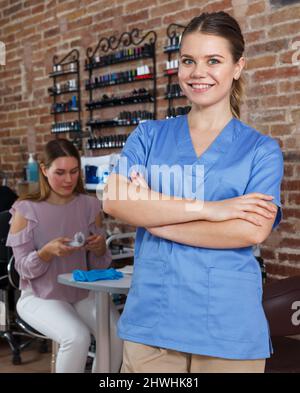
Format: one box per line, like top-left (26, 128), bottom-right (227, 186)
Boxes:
top-left (73, 268), bottom-right (124, 282)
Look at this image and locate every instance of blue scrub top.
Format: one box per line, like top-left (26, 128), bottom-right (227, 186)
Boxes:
top-left (112, 115), bottom-right (284, 360)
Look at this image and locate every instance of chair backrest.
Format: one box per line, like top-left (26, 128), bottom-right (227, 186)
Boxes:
top-left (0, 186), bottom-right (18, 213)
top-left (0, 210), bottom-right (12, 283)
top-left (263, 276), bottom-right (300, 337)
top-left (7, 255), bottom-right (19, 290)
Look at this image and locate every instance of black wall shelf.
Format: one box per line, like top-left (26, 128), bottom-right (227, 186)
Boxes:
top-left (85, 74), bottom-right (154, 90)
top-left (86, 89), bottom-right (154, 110)
top-left (85, 45), bottom-right (153, 70)
top-left (164, 23), bottom-right (190, 118)
top-left (86, 134), bottom-right (129, 151)
top-left (48, 49), bottom-right (82, 149)
top-left (49, 70), bottom-right (78, 78)
top-left (85, 28), bottom-right (157, 150)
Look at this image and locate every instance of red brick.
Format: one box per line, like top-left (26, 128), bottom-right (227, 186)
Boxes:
top-left (270, 123), bottom-right (293, 137)
top-left (277, 221), bottom-right (295, 233)
top-left (279, 81), bottom-right (300, 93)
top-left (246, 55), bottom-right (276, 70)
top-left (284, 163), bottom-right (294, 178)
top-left (268, 21), bottom-right (300, 39)
top-left (1, 137), bottom-right (20, 145)
top-left (266, 263), bottom-right (300, 278)
top-left (283, 208), bottom-right (300, 220)
top-left (287, 193), bottom-right (300, 205)
top-left (249, 14), bottom-right (268, 30)
top-left (260, 248), bottom-right (275, 260)
top-left (12, 8), bottom-right (32, 20)
top-left (123, 9), bottom-right (149, 24)
top-left (253, 67), bottom-right (299, 83)
top-left (278, 252), bottom-right (300, 263)
top-left (246, 39), bottom-right (288, 57)
top-left (3, 3), bottom-right (22, 17)
top-left (68, 16), bottom-right (93, 30)
top-left (0, 0), bottom-right (300, 281)
top-left (244, 30), bottom-right (266, 43)
top-left (31, 4), bottom-right (45, 14)
top-left (269, 5), bottom-right (300, 24)
top-left (246, 1), bottom-right (266, 16)
top-left (44, 27), bottom-right (60, 39)
top-left (151, 1), bottom-right (183, 18)
top-left (163, 8), bottom-right (201, 25)
top-left (24, 0), bottom-right (44, 6)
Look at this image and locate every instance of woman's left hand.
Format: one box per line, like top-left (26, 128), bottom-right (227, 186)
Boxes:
top-left (85, 234), bottom-right (106, 256)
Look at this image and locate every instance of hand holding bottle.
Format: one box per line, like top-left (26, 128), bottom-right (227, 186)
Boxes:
top-left (38, 237), bottom-right (83, 262)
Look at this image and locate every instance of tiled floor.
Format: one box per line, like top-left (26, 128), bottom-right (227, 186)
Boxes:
top-left (0, 338), bottom-right (51, 373)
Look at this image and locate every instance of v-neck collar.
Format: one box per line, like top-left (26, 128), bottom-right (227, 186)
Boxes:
top-left (175, 114), bottom-right (238, 177)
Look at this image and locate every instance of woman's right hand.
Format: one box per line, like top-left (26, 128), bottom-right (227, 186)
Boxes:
top-left (38, 237), bottom-right (81, 262)
top-left (203, 193), bottom-right (277, 226)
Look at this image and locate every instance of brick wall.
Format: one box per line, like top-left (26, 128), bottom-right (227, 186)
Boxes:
top-left (0, 0), bottom-right (299, 279)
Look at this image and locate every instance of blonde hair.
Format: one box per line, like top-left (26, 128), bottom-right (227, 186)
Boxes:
top-left (230, 75), bottom-right (244, 119)
top-left (19, 139), bottom-right (85, 202)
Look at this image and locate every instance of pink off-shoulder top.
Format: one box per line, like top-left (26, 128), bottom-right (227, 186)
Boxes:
top-left (6, 193), bottom-right (112, 303)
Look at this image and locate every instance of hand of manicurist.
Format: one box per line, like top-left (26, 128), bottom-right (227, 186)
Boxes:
top-left (204, 193), bottom-right (277, 226)
top-left (38, 237), bottom-right (82, 261)
top-left (85, 234), bottom-right (107, 256)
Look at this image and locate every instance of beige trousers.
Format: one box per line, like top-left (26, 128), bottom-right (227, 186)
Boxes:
top-left (121, 341), bottom-right (266, 373)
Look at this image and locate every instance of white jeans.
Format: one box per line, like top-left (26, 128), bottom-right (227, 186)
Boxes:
top-left (17, 290), bottom-right (123, 373)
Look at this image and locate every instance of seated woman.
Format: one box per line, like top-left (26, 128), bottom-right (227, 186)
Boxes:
top-left (6, 138), bottom-right (123, 373)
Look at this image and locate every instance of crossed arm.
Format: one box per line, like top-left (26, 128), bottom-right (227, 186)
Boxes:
top-left (103, 173), bottom-right (277, 249)
top-left (147, 216), bottom-right (276, 249)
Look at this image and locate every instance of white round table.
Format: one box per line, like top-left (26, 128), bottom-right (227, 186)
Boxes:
top-left (58, 273), bottom-right (131, 373)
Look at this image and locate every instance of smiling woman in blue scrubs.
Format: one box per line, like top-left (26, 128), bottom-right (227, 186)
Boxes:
top-left (104, 11), bottom-right (284, 373)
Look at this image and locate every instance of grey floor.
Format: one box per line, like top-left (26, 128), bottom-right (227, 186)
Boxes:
top-left (1, 336), bottom-right (299, 373)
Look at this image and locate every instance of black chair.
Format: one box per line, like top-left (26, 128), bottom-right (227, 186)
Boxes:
top-left (263, 276), bottom-right (300, 373)
top-left (0, 185), bottom-right (18, 213)
top-left (0, 210), bottom-right (49, 365)
top-left (0, 210), bottom-right (24, 364)
top-left (7, 255), bottom-right (58, 371)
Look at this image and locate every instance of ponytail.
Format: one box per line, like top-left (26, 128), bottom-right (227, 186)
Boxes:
top-left (230, 75), bottom-right (244, 119)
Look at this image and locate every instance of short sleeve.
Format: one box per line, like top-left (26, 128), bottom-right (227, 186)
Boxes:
top-left (244, 138), bottom-right (284, 229)
top-left (6, 200), bottom-right (38, 247)
top-left (111, 121), bottom-right (149, 180)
